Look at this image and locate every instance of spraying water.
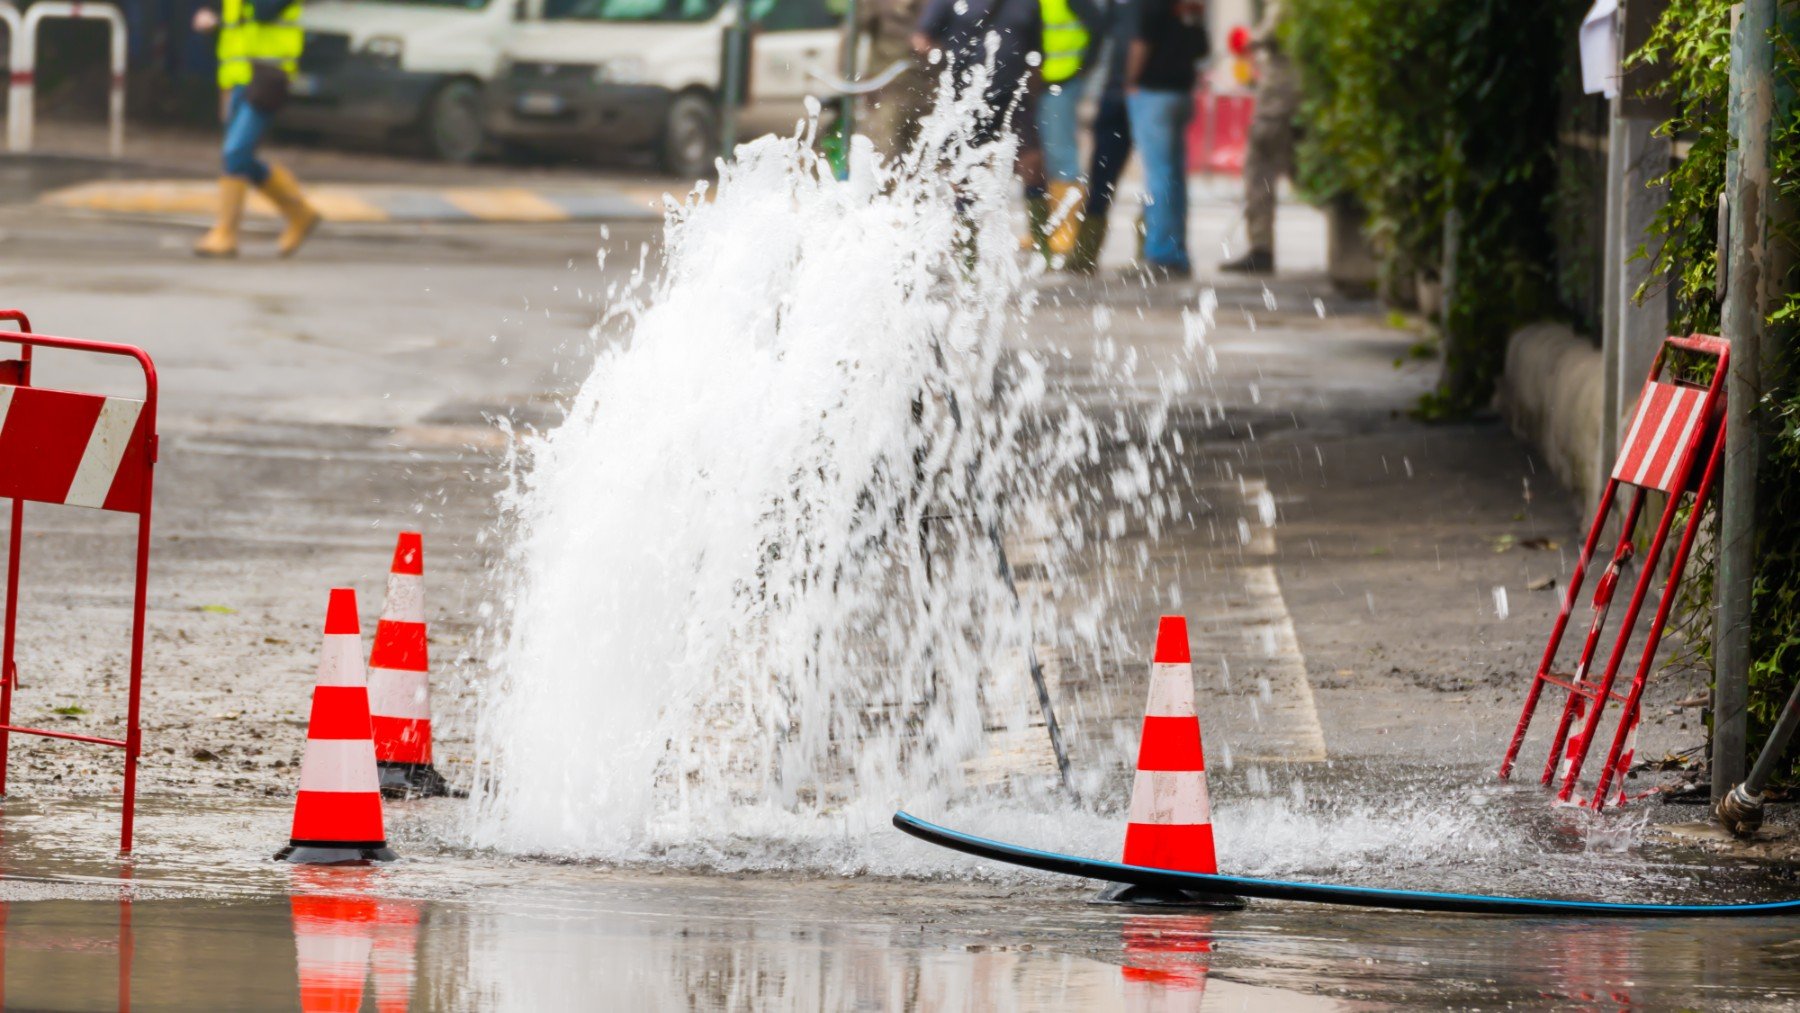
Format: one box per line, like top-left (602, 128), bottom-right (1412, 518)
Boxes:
top-left (460, 78), bottom-right (1560, 884)
top-left (467, 85), bottom-right (1121, 863)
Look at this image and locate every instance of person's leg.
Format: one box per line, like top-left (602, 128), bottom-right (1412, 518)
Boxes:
top-left (1167, 90), bottom-right (1192, 263)
top-left (220, 87), bottom-right (271, 185)
top-left (1009, 88), bottom-right (1055, 253)
top-left (195, 88), bottom-right (259, 257)
top-left (259, 161), bottom-right (322, 257)
top-left (1127, 89), bottom-right (1190, 272)
top-left (1227, 110), bottom-right (1288, 271)
top-left (1036, 79), bottom-right (1084, 184)
top-left (1036, 77), bottom-right (1088, 257)
top-left (1066, 91), bottom-right (1132, 272)
top-left (1086, 92), bottom-right (1132, 223)
top-left (222, 86), bottom-right (321, 258)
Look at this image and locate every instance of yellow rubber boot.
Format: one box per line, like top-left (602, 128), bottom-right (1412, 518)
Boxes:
top-left (193, 177), bottom-right (249, 258)
top-left (1047, 181), bottom-right (1085, 258)
top-left (258, 164), bottom-right (321, 258)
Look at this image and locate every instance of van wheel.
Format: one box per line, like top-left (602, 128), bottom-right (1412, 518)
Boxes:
top-left (659, 93), bottom-right (718, 180)
top-left (422, 79), bottom-right (486, 164)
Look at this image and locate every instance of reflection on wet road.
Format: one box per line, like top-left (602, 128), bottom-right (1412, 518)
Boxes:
top-left (4, 846), bottom-right (1800, 1006)
top-left (1, 790), bottom-right (1799, 1009)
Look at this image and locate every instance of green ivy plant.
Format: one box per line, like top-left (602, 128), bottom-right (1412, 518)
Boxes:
top-left (1285, 0), bottom-right (1579, 416)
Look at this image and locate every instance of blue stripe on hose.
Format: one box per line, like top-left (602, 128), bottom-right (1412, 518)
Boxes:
top-left (892, 811), bottom-right (1800, 915)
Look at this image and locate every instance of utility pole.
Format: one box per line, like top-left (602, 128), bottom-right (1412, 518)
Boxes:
top-left (1713, 0), bottom-right (1779, 802)
top-left (721, 0), bottom-right (752, 157)
top-left (840, 0), bottom-right (862, 147)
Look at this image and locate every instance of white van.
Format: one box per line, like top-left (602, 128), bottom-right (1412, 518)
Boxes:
top-left (287, 0), bottom-right (518, 163)
top-left (286, 0), bottom-right (842, 170)
top-left (489, 0), bottom-right (843, 178)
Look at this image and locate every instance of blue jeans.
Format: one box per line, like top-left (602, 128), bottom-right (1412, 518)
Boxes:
top-left (1036, 75), bottom-right (1086, 183)
top-left (1126, 90), bottom-right (1193, 270)
top-left (222, 86), bottom-right (271, 185)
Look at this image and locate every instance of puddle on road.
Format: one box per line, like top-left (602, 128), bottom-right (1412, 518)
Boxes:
top-left (3, 839), bottom-right (1800, 1010)
top-left (2, 771), bottom-right (1799, 1009)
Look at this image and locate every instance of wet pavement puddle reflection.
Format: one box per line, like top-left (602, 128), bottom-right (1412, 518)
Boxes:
top-left (0, 790), bottom-right (1798, 1007)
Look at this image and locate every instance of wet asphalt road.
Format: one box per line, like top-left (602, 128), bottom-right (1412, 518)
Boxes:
top-left (1, 159), bottom-right (1798, 1010)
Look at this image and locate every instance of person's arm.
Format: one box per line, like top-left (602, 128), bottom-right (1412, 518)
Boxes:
top-left (912, 0), bottom-right (952, 58)
top-left (1124, 38), bottom-right (1149, 91)
top-left (1123, 0), bottom-right (1153, 91)
top-left (913, 0), bottom-right (951, 49)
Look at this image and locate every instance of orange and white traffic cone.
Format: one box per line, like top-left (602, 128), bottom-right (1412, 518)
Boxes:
top-left (1103, 616), bottom-right (1239, 906)
top-left (289, 869), bottom-right (377, 1013)
top-left (368, 532), bottom-right (448, 798)
top-left (277, 588), bottom-right (398, 864)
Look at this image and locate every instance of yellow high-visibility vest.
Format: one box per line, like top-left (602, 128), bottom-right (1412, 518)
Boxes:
top-left (218, 0), bottom-right (305, 90)
top-left (1039, 0), bottom-right (1089, 84)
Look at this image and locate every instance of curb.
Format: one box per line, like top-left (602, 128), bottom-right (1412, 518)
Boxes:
top-left (1499, 322), bottom-right (1605, 515)
top-left (39, 180), bottom-right (666, 224)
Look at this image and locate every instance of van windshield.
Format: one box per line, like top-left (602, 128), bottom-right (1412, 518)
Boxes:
top-left (545, 0), bottom-right (726, 21)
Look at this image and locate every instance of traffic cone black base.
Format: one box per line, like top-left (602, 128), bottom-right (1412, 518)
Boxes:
top-left (377, 762), bottom-right (450, 799)
top-left (1094, 882), bottom-right (1246, 909)
top-left (275, 843), bottom-right (399, 865)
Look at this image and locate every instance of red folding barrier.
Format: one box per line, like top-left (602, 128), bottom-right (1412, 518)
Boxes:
top-left (1499, 334), bottom-right (1726, 809)
top-left (0, 310), bottom-right (158, 852)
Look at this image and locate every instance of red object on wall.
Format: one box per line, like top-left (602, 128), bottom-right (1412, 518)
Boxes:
top-left (1227, 24), bottom-right (1253, 55)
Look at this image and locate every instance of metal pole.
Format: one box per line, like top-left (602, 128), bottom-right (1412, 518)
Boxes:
top-left (839, 0), bottom-right (860, 146)
top-left (720, 0), bottom-right (750, 157)
top-left (1718, 669), bottom-right (1800, 835)
top-left (988, 523), bottom-right (1072, 793)
top-left (1713, 0), bottom-right (1778, 803)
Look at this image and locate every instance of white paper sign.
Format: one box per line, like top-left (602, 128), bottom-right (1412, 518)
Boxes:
top-left (1580, 0), bottom-right (1620, 98)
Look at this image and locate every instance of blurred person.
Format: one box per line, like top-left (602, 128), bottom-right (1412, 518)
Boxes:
top-left (912, 0), bottom-right (1049, 245)
top-left (1034, 0), bottom-right (1102, 258)
top-left (1065, 0), bottom-right (1136, 273)
top-left (1124, 0), bottom-right (1206, 277)
top-left (1220, 0), bottom-right (1296, 274)
top-left (192, 0), bottom-right (320, 259)
top-left (854, 0), bottom-right (933, 158)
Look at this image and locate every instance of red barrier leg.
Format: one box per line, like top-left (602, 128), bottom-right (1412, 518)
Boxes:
top-left (0, 334), bottom-right (30, 800)
top-left (1540, 493), bottom-right (1644, 785)
top-left (1589, 431), bottom-right (1726, 808)
top-left (0, 498), bottom-right (20, 797)
top-left (1500, 479), bottom-right (1620, 779)
top-left (120, 497), bottom-right (151, 853)
top-left (1556, 481), bottom-right (1693, 803)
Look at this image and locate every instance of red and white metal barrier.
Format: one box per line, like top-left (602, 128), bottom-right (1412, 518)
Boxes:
top-left (7, 1), bottom-right (127, 157)
top-left (0, 310), bottom-right (159, 852)
top-left (1499, 333), bottom-right (1727, 809)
